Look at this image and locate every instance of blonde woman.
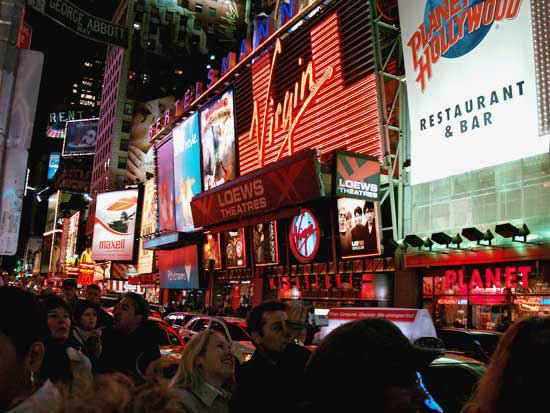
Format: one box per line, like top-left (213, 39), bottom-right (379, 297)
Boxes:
top-left (169, 330), bottom-right (234, 413)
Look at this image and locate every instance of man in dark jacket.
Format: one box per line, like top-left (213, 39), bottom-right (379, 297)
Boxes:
top-left (232, 300), bottom-right (311, 413)
top-left (100, 293), bottom-right (160, 381)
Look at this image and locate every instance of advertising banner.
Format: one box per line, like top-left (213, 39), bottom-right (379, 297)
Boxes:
top-left (337, 198), bottom-right (380, 258)
top-left (137, 179), bottom-right (156, 274)
top-left (200, 89), bottom-right (237, 191)
top-left (62, 118), bottom-right (98, 156)
top-left (252, 221), bottom-right (279, 266)
top-left (45, 191), bottom-right (60, 234)
top-left (0, 50), bottom-right (44, 255)
top-left (191, 149), bottom-right (323, 227)
top-left (157, 138), bottom-right (176, 232)
top-left (127, 96), bottom-right (176, 183)
top-left (398, 0), bottom-right (549, 184)
top-left (173, 113), bottom-right (201, 232)
top-left (223, 228), bottom-right (246, 268)
top-left (92, 190), bottom-right (138, 261)
top-left (159, 245), bottom-right (199, 289)
top-left (65, 211), bottom-right (80, 264)
top-left (289, 209), bottom-right (320, 263)
top-left (27, 0), bottom-right (129, 48)
top-left (203, 232), bottom-right (221, 270)
top-left (335, 152), bottom-right (380, 200)
top-left (47, 152), bottom-right (61, 179)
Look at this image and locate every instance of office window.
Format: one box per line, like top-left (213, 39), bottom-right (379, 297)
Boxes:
top-left (195, 3), bottom-right (203, 13)
top-left (117, 158), bottom-right (127, 170)
top-left (120, 138), bottom-right (129, 151)
top-left (122, 120), bottom-right (131, 134)
top-left (149, 22), bottom-right (158, 35)
top-left (209, 7), bottom-right (216, 16)
top-left (207, 22), bottom-right (214, 33)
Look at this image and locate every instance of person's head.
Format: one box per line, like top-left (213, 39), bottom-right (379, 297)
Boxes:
top-left (464, 317), bottom-right (550, 413)
top-left (0, 287), bottom-right (45, 410)
top-left (85, 284), bottom-right (102, 304)
top-left (305, 318), bottom-right (441, 413)
top-left (353, 206), bottom-right (363, 226)
top-left (62, 278), bottom-right (77, 301)
top-left (113, 293), bottom-right (149, 333)
top-left (364, 204), bottom-right (375, 225)
top-left (41, 296), bottom-right (72, 341)
top-left (82, 129), bottom-right (96, 145)
top-left (170, 329), bottom-right (234, 391)
top-left (74, 300), bottom-right (99, 331)
top-left (338, 207), bottom-right (347, 233)
top-left (247, 300), bottom-right (290, 357)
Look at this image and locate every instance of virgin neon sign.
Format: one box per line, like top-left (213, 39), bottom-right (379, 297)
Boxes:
top-left (249, 39), bottom-right (334, 168)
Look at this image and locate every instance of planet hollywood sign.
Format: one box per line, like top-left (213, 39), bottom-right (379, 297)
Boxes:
top-left (444, 264), bottom-right (532, 290)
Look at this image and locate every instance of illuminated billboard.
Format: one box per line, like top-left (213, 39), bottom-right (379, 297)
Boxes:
top-left (45, 191), bottom-right (60, 233)
top-left (62, 118), bottom-right (98, 156)
top-left (252, 221), bottom-right (279, 266)
top-left (337, 198), bottom-right (380, 259)
top-left (65, 211), bottom-right (80, 264)
top-left (223, 228), bottom-right (246, 269)
top-left (46, 110), bottom-right (89, 139)
top-left (173, 113), bottom-right (201, 232)
top-left (47, 152), bottom-right (60, 180)
top-left (137, 179), bottom-right (156, 274)
top-left (92, 189), bottom-right (138, 261)
top-left (203, 232), bottom-right (221, 270)
top-left (159, 245), bottom-right (199, 289)
top-left (335, 152), bottom-right (380, 200)
top-left (201, 89), bottom-right (237, 190)
top-left (289, 209), bottom-right (320, 263)
top-left (157, 138), bottom-right (176, 232)
top-left (398, 0), bottom-right (549, 184)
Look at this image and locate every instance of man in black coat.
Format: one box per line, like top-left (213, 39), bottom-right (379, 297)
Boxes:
top-left (100, 293), bottom-right (160, 381)
top-left (232, 300), bottom-right (311, 413)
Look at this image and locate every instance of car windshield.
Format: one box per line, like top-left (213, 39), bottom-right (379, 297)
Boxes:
top-left (471, 333), bottom-right (501, 356)
top-left (227, 323), bottom-right (250, 341)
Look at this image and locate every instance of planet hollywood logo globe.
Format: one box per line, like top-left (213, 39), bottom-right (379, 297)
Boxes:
top-left (423, 0), bottom-right (493, 58)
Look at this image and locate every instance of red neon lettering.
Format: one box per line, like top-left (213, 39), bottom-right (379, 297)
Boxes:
top-left (485, 267), bottom-right (502, 288)
top-left (517, 265), bottom-right (531, 288)
top-left (505, 266), bottom-right (518, 288)
top-left (458, 269), bottom-right (467, 291)
top-left (444, 270), bottom-right (457, 290)
top-left (469, 268), bottom-right (484, 290)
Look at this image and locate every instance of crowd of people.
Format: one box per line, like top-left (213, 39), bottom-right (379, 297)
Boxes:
top-left (1, 282), bottom-right (548, 413)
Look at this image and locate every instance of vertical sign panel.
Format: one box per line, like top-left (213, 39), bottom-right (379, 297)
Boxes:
top-left (157, 138), bottom-right (176, 232)
top-left (137, 179), bottom-right (156, 274)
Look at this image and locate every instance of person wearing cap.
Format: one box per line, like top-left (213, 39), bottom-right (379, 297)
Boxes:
top-left (0, 287), bottom-right (62, 413)
top-left (302, 318), bottom-right (443, 413)
top-left (99, 292), bottom-right (161, 381)
top-left (61, 278), bottom-right (79, 313)
top-left (231, 300), bottom-right (311, 413)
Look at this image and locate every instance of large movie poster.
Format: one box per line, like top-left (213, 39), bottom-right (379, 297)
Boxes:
top-left (203, 232), bottom-right (221, 270)
top-left (337, 198), bottom-right (380, 258)
top-left (62, 118), bottom-right (98, 156)
top-left (92, 190), bottom-right (138, 261)
top-left (159, 245), bottom-right (199, 289)
top-left (45, 191), bottom-right (59, 233)
top-left (173, 113), bottom-right (201, 232)
top-left (252, 221), bottom-right (279, 266)
top-left (65, 212), bottom-right (80, 263)
top-left (137, 179), bottom-right (156, 274)
top-left (223, 228), bottom-right (246, 268)
top-left (398, 0), bottom-right (548, 184)
top-left (200, 89), bottom-right (237, 190)
top-left (157, 138), bottom-right (176, 232)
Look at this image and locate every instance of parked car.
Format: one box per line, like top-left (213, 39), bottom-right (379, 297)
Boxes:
top-left (421, 353), bottom-right (486, 413)
top-left (164, 312), bottom-right (202, 329)
top-left (437, 328), bottom-right (502, 363)
top-left (149, 315), bottom-right (186, 347)
top-left (179, 316), bottom-right (255, 362)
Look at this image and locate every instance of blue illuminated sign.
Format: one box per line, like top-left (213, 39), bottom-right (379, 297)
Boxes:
top-left (47, 152), bottom-right (60, 179)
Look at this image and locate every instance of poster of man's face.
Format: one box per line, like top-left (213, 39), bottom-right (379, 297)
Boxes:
top-left (252, 221), bottom-right (278, 266)
top-left (223, 228), bottom-right (246, 268)
top-left (126, 96), bottom-right (176, 184)
top-left (337, 198), bottom-right (380, 258)
top-left (63, 119), bottom-right (98, 156)
top-left (200, 89), bottom-right (237, 191)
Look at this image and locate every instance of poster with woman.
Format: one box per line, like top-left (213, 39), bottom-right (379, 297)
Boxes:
top-left (203, 232), bottom-right (221, 270)
top-left (223, 228), bottom-right (246, 268)
top-left (200, 89), bottom-right (237, 190)
top-left (63, 118), bottom-right (98, 156)
top-left (252, 221), bottom-right (279, 266)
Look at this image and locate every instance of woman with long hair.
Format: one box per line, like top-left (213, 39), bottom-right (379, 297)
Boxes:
top-left (38, 296), bottom-right (93, 399)
top-left (169, 330), bottom-right (234, 413)
top-left (463, 316), bottom-right (550, 413)
top-left (72, 300), bottom-right (103, 372)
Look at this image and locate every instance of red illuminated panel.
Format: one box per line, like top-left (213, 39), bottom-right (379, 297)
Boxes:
top-left (238, 11), bottom-right (382, 175)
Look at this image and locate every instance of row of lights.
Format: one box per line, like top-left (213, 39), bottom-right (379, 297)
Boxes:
top-left (399, 222), bottom-right (531, 252)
